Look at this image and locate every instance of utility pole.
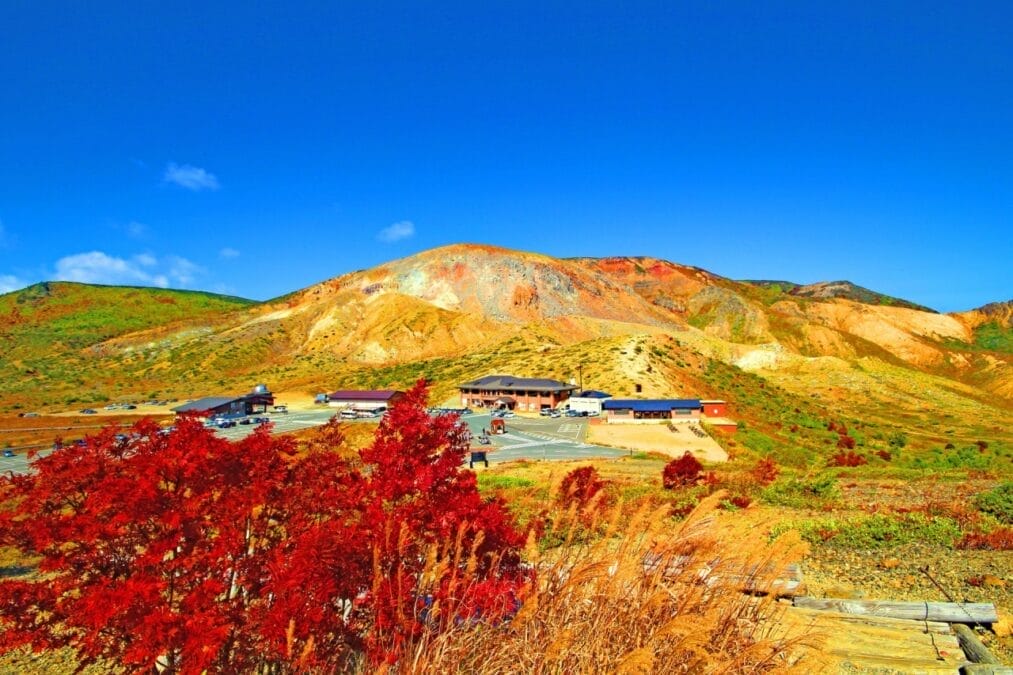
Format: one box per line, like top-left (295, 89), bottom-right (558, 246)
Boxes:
top-left (578, 363), bottom-right (584, 392)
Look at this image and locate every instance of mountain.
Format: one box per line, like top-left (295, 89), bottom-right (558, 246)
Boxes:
top-left (1, 245), bottom-right (1009, 456)
top-left (743, 279), bottom-right (937, 313)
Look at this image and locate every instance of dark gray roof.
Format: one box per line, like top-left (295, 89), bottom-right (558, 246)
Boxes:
top-left (328, 390), bottom-right (403, 401)
top-left (458, 375), bottom-right (577, 393)
top-left (172, 396), bottom-right (240, 413)
top-left (603, 399), bottom-right (702, 412)
top-left (573, 390), bottom-right (612, 399)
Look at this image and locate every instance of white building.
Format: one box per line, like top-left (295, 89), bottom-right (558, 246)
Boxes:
top-left (566, 390), bottom-right (613, 415)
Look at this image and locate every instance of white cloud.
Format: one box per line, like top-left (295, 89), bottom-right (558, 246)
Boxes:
top-left (0, 274), bottom-right (27, 294)
top-left (53, 251), bottom-right (203, 289)
top-left (163, 162), bottom-right (220, 191)
top-left (166, 256), bottom-right (200, 286)
top-left (377, 220), bottom-right (415, 243)
top-left (219, 247), bottom-right (240, 259)
top-left (126, 221), bottom-right (148, 238)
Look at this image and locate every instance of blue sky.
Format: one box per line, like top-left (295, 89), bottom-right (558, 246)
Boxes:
top-left (1, 2), bottom-right (1010, 311)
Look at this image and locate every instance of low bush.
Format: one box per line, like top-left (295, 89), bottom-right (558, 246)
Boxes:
top-left (957, 526), bottom-right (1013, 551)
top-left (974, 482), bottom-right (1013, 524)
top-left (828, 450), bottom-right (866, 467)
top-left (775, 513), bottom-right (962, 549)
top-left (751, 457), bottom-right (780, 486)
top-left (761, 474), bottom-right (841, 509)
top-left (662, 452), bottom-right (703, 489)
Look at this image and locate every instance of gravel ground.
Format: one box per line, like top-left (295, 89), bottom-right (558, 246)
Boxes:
top-left (803, 543), bottom-right (1013, 663)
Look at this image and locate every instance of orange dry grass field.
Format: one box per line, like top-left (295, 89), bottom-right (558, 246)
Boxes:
top-left (397, 491), bottom-right (816, 673)
top-left (0, 414), bottom-right (170, 449)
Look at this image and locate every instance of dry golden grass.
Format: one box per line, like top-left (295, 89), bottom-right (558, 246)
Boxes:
top-left (389, 491), bottom-right (818, 674)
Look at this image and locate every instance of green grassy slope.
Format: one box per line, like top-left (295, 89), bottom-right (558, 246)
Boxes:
top-left (1, 282), bottom-right (254, 356)
top-left (0, 282), bottom-right (256, 409)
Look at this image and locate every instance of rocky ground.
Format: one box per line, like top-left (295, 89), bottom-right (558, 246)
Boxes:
top-left (803, 544), bottom-right (1012, 663)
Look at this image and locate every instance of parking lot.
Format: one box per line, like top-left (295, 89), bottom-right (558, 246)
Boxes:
top-left (1, 409), bottom-right (626, 476)
top-left (459, 413), bottom-right (625, 464)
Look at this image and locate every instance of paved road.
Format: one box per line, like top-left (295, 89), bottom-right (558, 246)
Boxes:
top-left (1, 409), bottom-right (626, 475)
top-left (460, 413), bottom-right (625, 464)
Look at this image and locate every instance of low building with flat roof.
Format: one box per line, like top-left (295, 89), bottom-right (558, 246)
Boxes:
top-left (602, 398), bottom-right (702, 424)
top-left (326, 390), bottom-right (405, 411)
top-left (458, 375), bottom-right (577, 412)
top-left (172, 385), bottom-right (274, 418)
top-left (567, 390), bottom-right (613, 415)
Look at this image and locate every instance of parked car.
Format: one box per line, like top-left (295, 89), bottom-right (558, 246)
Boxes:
top-left (565, 409), bottom-right (580, 417)
top-left (80, 408), bottom-right (97, 415)
top-left (216, 419), bottom-right (237, 429)
top-left (461, 408), bottom-right (474, 415)
top-left (549, 410), bottom-right (562, 418)
top-left (273, 405), bottom-right (288, 414)
top-left (3, 449), bottom-right (14, 458)
top-left (587, 410), bottom-right (599, 417)
top-left (239, 417), bottom-right (255, 425)
top-left (502, 411), bottom-right (516, 418)
top-left (539, 408), bottom-right (553, 417)
top-left (251, 417), bottom-right (270, 425)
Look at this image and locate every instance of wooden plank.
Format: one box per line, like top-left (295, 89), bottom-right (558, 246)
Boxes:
top-left (787, 605), bottom-right (954, 634)
top-left (643, 554), bottom-right (804, 596)
top-left (953, 624), bottom-right (1001, 665)
top-left (793, 597), bottom-right (998, 624)
top-left (959, 654), bottom-right (1008, 674)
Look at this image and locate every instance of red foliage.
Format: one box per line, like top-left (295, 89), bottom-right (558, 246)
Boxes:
top-left (828, 451), bottom-right (867, 467)
top-left (719, 495), bottom-right (752, 510)
top-left (558, 466), bottom-right (609, 512)
top-left (957, 528), bottom-right (1013, 551)
top-left (0, 381), bottom-right (527, 671)
top-left (751, 457), bottom-right (780, 486)
top-left (836, 435), bottom-right (856, 450)
top-left (875, 449), bottom-right (892, 461)
top-left (662, 452), bottom-right (703, 489)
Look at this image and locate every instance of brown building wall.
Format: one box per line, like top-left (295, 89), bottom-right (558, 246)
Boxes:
top-left (702, 401), bottom-right (728, 417)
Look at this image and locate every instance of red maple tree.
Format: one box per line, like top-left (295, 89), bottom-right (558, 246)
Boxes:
top-left (662, 452), bottom-right (703, 489)
top-left (0, 381), bottom-right (528, 672)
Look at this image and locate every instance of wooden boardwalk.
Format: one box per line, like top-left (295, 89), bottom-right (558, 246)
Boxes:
top-left (776, 603), bottom-right (967, 673)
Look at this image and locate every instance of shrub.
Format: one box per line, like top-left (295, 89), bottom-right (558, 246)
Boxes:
top-left (663, 452), bottom-right (703, 489)
top-left (828, 451), bottom-right (867, 467)
top-left (975, 482), bottom-right (1013, 524)
top-left (751, 457), bottom-right (780, 486)
top-left (761, 474), bottom-right (841, 509)
top-left (0, 381), bottom-right (528, 672)
top-left (875, 449), bottom-right (892, 461)
top-left (558, 466), bottom-right (609, 512)
top-left (776, 514), bottom-right (961, 549)
top-left (958, 527), bottom-right (1013, 551)
top-left (888, 432), bottom-right (907, 448)
top-left (836, 435), bottom-right (856, 450)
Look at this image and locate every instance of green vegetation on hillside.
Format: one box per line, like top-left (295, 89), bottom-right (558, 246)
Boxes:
top-left (1, 282), bottom-right (254, 353)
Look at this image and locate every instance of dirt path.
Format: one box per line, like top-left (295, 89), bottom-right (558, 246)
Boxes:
top-left (586, 422), bottom-right (729, 462)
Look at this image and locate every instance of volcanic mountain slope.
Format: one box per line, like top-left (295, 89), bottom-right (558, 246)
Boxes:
top-left (1, 245), bottom-right (1009, 442)
top-left (575, 255), bottom-right (1010, 399)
